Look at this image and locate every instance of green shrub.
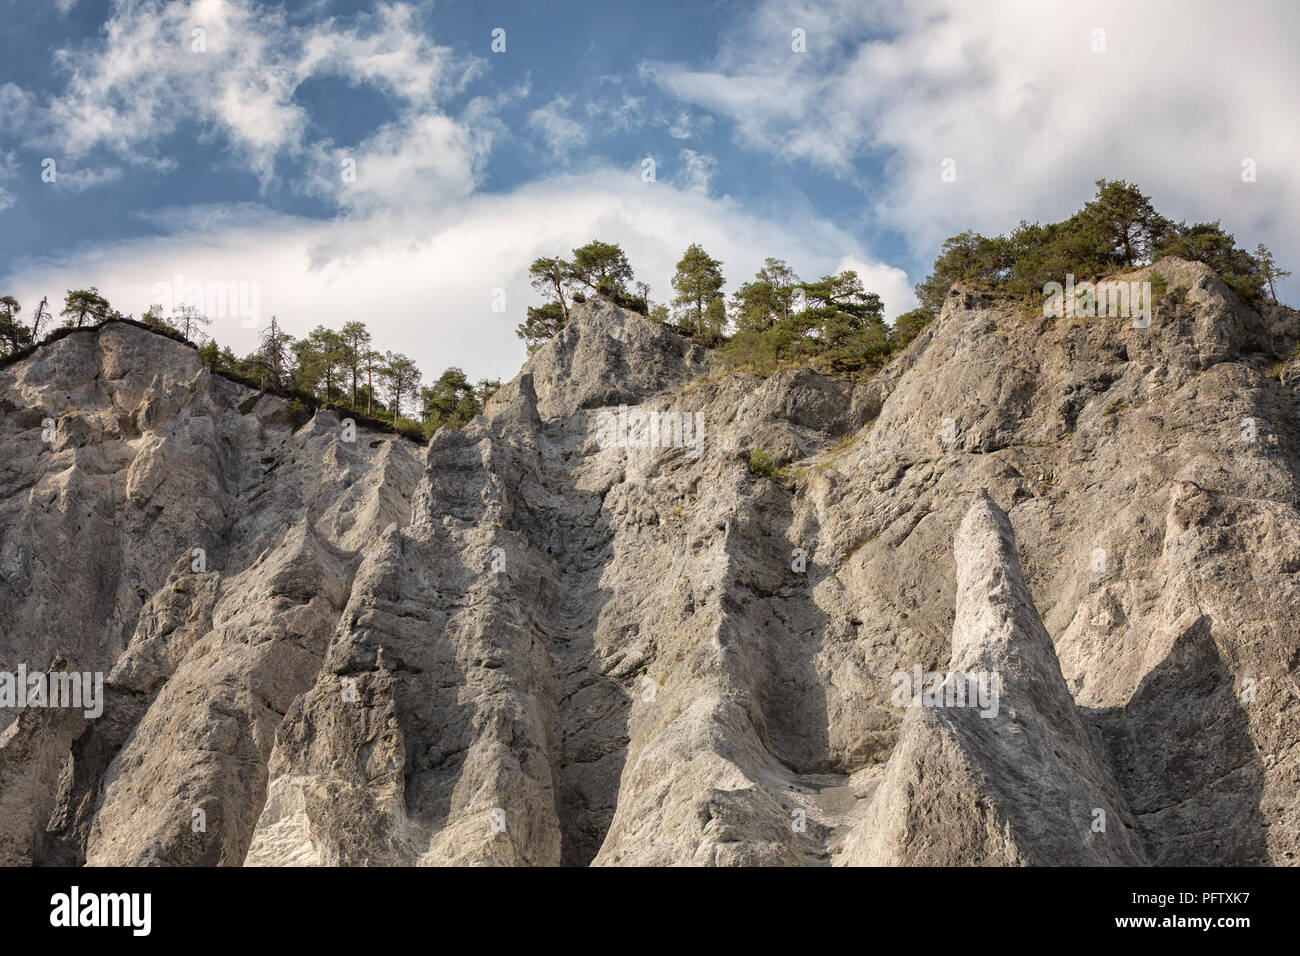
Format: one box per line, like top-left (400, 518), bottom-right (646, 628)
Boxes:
top-left (287, 398), bottom-right (314, 428)
top-left (1149, 270), bottom-right (1168, 304)
top-left (889, 308), bottom-right (934, 350)
top-left (608, 288), bottom-right (648, 314)
top-left (748, 447), bottom-right (781, 480)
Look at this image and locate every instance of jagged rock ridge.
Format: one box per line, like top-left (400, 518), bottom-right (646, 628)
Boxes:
top-left (1, 261), bottom-right (1297, 865)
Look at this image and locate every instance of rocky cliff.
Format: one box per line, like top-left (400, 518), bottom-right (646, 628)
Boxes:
top-left (1, 257), bottom-right (1297, 866)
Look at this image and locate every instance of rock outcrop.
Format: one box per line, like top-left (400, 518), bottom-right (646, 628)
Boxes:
top-left (1, 257), bottom-right (1297, 866)
top-left (841, 492), bottom-right (1145, 865)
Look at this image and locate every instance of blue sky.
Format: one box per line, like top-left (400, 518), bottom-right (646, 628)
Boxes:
top-left (2, 0), bottom-right (1296, 382)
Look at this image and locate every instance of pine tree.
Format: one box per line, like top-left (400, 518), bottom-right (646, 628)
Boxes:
top-left (1254, 244), bottom-right (1291, 304)
top-left (257, 316), bottom-right (292, 390)
top-left (0, 296), bottom-right (33, 355)
top-left (307, 326), bottom-right (347, 402)
top-left (420, 367), bottom-right (480, 430)
top-left (528, 257), bottom-right (574, 322)
top-left (29, 296), bottom-right (51, 341)
top-left (381, 352), bottom-right (420, 423)
top-left (569, 240), bottom-right (633, 295)
top-left (671, 243), bottom-right (725, 336)
top-left (340, 321), bottom-right (371, 408)
top-left (291, 336), bottom-right (325, 396)
top-left (61, 288), bottom-right (111, 328)
top-left (1081, 179), bottom-right (1172, 267)
top-left (171, 304), bottom-right (212, 341)
top-left (731, 258), bottom-right (801, 333)
top-left (362, 348), bottom-right (382, 416)
top-left (197, 338), bottom-right (220, 367)
top-left (141, 304), bottom-right (169, 329)
top-left (515, 302), bottom-right (566, 354)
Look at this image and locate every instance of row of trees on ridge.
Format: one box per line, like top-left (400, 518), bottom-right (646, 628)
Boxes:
top-left (5, 179), bottom-right (1291, 433)
top-left (912, 179), bottom-right (1290, 314)
top-left (0, 291), bottom-right (497, 439)
top-left (515, 181), bottom-right (1290, 376)
top-left (517, 240), bottom-right (913, 374)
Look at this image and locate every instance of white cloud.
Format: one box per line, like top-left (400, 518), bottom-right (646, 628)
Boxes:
top-left (2, 168), bottom-right (911, 384)
top-left (308, 112), bottom-right (490, 217)
top-left (648, 0), bottom-right (1300, 295)
top-left (673, 149), bottom-right (717, 192)
top-left (528, 96), bottom-right (589, 158)
top-left (584, 91), bottom-right (647, 134)
top-left (664, 110), bottom-right (711, 140)
top-left (297, 3), bottom-right (482, 108)
top-left (0, 83), bottom-right (36, 126)
top-left (526, 87), bottom-right (713, 157)
top-left (26, 0), bottom-right (484, 189)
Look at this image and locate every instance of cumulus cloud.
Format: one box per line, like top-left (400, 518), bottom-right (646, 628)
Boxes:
top-left (648, 0), bottom-right (1300, 291)
top-left (26, 0), bottom-right (484, 188)
top-left (308, 112), bottom-right (490, 216)
top-left (297, 3), bottom-right (482, 108)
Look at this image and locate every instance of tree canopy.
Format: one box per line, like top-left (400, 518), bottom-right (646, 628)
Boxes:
top-left (61, 288), bottom-right (112, 329)
top-left (570, 240), bottom-right (633, 295)
top-left (912, 179), bottom-right (1279, 314)
top-left (670, 242), bottom-right (725, 339)
top-left (515, 239), bottom-right (643, 352)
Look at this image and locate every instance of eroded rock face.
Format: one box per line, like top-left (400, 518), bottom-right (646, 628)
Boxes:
top-left (840, 492), bottom-right (1145, 865)
top-left (1, 262), bottom-right (1297, 866)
